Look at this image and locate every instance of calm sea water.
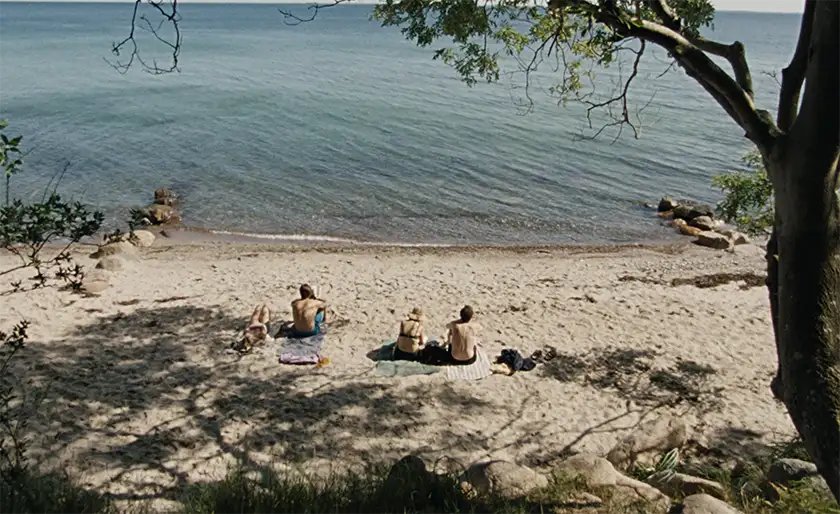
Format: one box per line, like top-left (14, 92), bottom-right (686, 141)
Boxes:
top-left (0, 3), bottom-right (800, 244)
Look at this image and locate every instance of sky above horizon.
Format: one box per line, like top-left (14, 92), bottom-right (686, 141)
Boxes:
top-left (0, 0), bottom-right (805, 13)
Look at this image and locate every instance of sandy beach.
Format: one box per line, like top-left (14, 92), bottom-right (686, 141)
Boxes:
top-left (0, 239), bottom-right (796, 503)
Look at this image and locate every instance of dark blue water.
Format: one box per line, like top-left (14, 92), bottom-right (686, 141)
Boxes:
top-left (0, 3), bottom-right (800, 244)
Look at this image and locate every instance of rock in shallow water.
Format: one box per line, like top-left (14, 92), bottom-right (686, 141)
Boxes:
top-left (658, 197), bottom-right (678, 212)
top-left (689, 215), bottom-right (715, 231)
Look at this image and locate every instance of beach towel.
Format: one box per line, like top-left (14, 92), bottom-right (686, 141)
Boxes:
top-left (279, 333), bottom-right (325, 365)
top-left (375, 360), bottom-right (442, 377)
top-left (371, 342), bottom-right (441, 377)
top-left (445, 347), bottom-right (492, 381)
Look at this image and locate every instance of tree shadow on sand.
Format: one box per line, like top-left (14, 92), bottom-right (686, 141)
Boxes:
top-left (8, 304), bottom-right (503, 502)
top-left (540, 346), bottom-right (723, 412)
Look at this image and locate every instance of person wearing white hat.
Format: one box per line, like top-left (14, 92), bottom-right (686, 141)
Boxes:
top-left (394, 307), bottom-right (426, 361)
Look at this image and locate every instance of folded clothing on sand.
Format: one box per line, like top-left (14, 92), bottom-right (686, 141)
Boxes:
top-left (496, 349), bottom-right (537, 374)
top-left (279, 333), bottom-right (325, 365)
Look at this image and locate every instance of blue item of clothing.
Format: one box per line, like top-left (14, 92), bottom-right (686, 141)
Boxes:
top-left (292, 311), bottom-right (325, 338)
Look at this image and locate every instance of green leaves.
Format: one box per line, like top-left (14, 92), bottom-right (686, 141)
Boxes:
top-left (712, 150), bottom-right (774, 236)
top-left (370, 0), bottom-right (715, 87)
top-left (0, 122), bottom-right (24, 179)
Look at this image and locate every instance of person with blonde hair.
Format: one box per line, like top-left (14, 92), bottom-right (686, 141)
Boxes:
top-left (394, 307), bottom-right (426, 361)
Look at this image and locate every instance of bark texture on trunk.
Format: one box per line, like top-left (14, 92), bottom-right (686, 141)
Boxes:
top-left (765, 227), bottom-right (784, 402)
top-left (774, 213), bottom-right (840, 499)
top-left (769, 1), bottom-right (840, 500)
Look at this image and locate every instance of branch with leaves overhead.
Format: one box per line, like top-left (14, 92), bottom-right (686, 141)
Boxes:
top-left (0, 122), bottom-right (104, 294)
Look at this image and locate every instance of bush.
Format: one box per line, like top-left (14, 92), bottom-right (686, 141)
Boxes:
top-left (712, 151), bottom-right (774, 236)
top-left (1, 121), bottom-right (111, 513)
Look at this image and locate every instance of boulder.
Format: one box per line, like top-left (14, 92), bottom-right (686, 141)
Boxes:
top-left (145, 204), bottom-right (176, 225)
top-left (681, 493), bottom-right (743, 514)
top-left (154, 187), bottom-right (179, 206)
top-left (658, 197), bottom-right (678, 213)
top-left (90, 241), bottom-right (136, 259)
top-left (129, 230), bottom-right (156, 248)
top-left (689, 215), bottom-right (715, 231)
top-left (606, 415), bottom-right (690, 469)
top-left (733, 232), bottom-right (750, 245)
top-left (687, 204), bottom-right (715, 220)
top-left (673, 205), bottom-right (693, 220)
top-left (462, 460), bottom-right (549, 500)
top-left (95, 256), bottom-right (126, 272)
top-left (648, 472), bottom-right (726, 500)
top-left (764, 458), bottom-right (832, 500)
top-left (674, 219), bottom-right (704, 237)
top-left (554, 454), bottom-right (670, 513)
top-left (695, 231), bottom-right (733, 250)
top-left (382, 455), bottom-right (438, 507)
top-left (81, 269), bottom-right (111, 295)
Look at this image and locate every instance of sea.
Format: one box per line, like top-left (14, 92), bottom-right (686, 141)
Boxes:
top-left (0, 3), bottom-right (801, 245)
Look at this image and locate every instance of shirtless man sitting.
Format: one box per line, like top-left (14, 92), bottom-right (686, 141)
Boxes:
top-left (445, 305), bottom-right (479, 365)
top-left (291, 284), bottom-right (327, 337)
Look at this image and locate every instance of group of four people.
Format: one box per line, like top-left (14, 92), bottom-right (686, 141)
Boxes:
top-left (288, 284), bottom-right (478, 366)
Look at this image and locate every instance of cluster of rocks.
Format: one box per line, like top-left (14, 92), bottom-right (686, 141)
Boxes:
top-left (384, 415), bottom-right (832, 514)
top-left (81, 229), bottom-right (156, 295)
top-left (136, 188), bottom-right (182, 226)
top-left (656, 197), bottom-right (749, 251)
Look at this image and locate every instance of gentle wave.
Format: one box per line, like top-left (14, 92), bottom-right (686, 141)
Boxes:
top-left (208, 230), bottom-right (455, 248)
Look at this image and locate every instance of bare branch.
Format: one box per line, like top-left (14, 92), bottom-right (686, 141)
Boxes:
top-left (777, 0), bottom-right (816, 132)
top-left (585, 3), bottom-right (779, 152)
top-left (278, 0), bottom-right (348, 25)
top-left (581, 41), bottom-right (647, 141)
top-left (109, 0), bottom-right (181, 75)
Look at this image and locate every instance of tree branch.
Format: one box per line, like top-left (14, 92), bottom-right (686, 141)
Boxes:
top-left (646, 1), bottom-right (753, 98)
top-left (588, 5), bottom-right (778, 151)
top-left (777, 0), bottom-right (816, 132)
top-left (646, 0), bottom-right (680, 31)
top-left (691, 38), bottom-right (753, 98)
top-left (278, 0), bottom-right (347, 25)
top-left (110, 0), bottom-right (181, 75)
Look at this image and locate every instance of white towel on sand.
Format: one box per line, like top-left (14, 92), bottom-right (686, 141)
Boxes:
top-left (445, 347), bottom-right (491, 381)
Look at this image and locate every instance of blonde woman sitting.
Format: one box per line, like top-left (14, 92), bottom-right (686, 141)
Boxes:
top-left (394, 307), bottom-right (426, 361)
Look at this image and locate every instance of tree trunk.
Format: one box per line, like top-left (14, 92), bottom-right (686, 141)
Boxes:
top-left (768, 153), bottom-right (840, 498)
top-left (765, 227), bottom-right (784, 402)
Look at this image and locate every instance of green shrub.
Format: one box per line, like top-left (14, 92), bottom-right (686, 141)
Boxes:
top-left (712, 151), bottom-right (774, 236)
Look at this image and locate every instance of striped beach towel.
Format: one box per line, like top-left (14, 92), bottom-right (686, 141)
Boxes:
top-left (445, 347), bottom-right (492, 381)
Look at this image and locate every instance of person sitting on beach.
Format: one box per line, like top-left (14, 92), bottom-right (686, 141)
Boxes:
top-left (445, 305), bottom-right (478, 365)
top-left (291, 284), bottom-right (327, 337)
top-left (419, 305), bottom-right (479, 366)
top-left (394, 307), bottom-right (426, 361)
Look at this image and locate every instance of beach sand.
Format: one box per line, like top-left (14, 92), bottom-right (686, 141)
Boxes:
top-left (0, 240), bottom-right (795, 502)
